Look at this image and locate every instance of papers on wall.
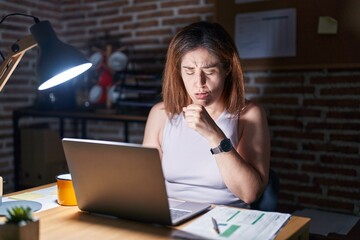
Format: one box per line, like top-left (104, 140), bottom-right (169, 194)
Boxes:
top-left (182, 206), bottom-right (291, 240)
top-left (235, 8), bottom-right (296, 59)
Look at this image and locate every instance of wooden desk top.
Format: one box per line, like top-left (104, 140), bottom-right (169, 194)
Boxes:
top-left (33, 206), bottom-right (310, 240)
top-left (3, 184), bottom-right (311, 240)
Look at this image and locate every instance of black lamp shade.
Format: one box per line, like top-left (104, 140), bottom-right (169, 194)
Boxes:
top-left (30, 21), bottom-right (92, 90)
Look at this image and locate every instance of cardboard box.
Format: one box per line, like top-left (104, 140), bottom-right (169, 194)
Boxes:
top-left (20, 125), bottom-right (68, 187)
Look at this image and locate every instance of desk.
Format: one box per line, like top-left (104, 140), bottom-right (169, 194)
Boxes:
top-left (3, 184), bottom-right (311, 240)
top-left (12, 107), bottom-right (147, 190)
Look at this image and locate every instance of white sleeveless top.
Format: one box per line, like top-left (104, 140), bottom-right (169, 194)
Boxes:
top-left (162, 111), bottom-right (249, 208)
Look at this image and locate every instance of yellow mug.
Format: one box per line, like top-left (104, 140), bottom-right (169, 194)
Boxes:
top-left (56, 174), bottom-right (77, 206)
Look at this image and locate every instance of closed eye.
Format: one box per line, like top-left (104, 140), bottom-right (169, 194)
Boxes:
top-left (204, 70), bottom-right (215, 75)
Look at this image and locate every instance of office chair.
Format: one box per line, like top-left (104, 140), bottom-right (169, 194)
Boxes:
top-left (251, 169), bottom-right (279, 211)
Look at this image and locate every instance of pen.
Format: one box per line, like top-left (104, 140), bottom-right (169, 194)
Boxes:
top-left (211, 217), bottom-right (220, 234)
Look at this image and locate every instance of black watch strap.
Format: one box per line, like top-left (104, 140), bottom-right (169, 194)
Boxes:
top-left (210, 138), bottom-right (232, 155)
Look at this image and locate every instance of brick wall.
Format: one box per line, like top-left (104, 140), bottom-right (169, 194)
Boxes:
top-left (0, 0), bottom-right (359, 216)
top-left (0, 0), bottom-right (61, 192)
top-left (245, 71), bottom-right (360, 215)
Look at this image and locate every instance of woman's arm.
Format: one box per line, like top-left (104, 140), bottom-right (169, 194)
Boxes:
top-left (220, 102), bottom-right (270, 204)
top-left (183, 102), bottom-right (270, 204)
top-left (142, 102), bottom-right (167, 159)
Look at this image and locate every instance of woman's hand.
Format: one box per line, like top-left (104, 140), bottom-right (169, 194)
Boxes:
top-left (182, 104), bottom-right (225, 146)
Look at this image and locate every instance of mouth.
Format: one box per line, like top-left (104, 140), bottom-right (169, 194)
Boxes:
top-left (195, 92), bottom-right (209, 100)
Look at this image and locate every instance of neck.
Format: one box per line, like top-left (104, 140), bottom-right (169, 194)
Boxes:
top-left (205, 103), bottom-right (225, 120)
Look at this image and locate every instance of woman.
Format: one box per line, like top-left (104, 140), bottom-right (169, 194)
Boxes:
top-left (143, 21), bottom-right (270, 208)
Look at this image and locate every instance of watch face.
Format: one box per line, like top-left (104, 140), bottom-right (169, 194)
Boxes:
top-left (220, 138), bottom-right (232, 152)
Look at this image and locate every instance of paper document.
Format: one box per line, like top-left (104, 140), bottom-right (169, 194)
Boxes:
top-left (3, 185), bottom-right (58, 212)
top-left (182, 206), bottom-right (291, 240)
top-left (235, 8), bottom-right (296, 59)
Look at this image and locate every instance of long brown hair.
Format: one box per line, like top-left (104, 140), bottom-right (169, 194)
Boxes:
top-left (162, 21), bottom-right (245, 118)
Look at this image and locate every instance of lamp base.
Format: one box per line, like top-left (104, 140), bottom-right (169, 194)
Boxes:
top-left (0, 200), bottom-right (42, 216)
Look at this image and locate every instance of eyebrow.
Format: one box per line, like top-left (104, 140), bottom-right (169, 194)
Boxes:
top-left (182, 63), bottom-right (220, 69)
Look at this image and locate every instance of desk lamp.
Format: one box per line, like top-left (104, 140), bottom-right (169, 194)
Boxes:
top-left (0, 13), bottom-right (92, 92)
top-left (0, 13), bottom-right (92, 215)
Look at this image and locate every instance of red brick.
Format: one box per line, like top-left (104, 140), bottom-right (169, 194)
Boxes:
top-left (271, 140), bottom-right (298, 151)
top-left (161, 0), bottom-right (200, 8)
top-left (320, 155), bottom-right (359, 166)
top-left (178, 6), bottom-right (215, 15)
top-left (87, 9), bottom-right (119, 18)
top-left (298, 196), bottom-right (354, 213)
top-left (303, 143), bottom-right (358, 154)
top-left (302, 164), bottom-right (357, 177)
top-left (327, 189), bottom-right (360, 200)
top-left (254, 97), bottom-right (299, 106)
top-left (122, 38), bottom-right (160, 46)
top-left (281, 183), bottom-right (322, 194)
top-left (278, 172), bottom-right (311, 183)
top-left (306, 122), bottom-right (360, 131)
top-left (268, 119), bottom-right (303, 128)
top-left (138, 10), bottom-right (173, 19)
top-left (61, 5), bottom-right (94, 12)
top-left (100, 15), bottom-right (133, 25)
top-left (327, 111), bottom-right (360, 120)
top-left (330, 133), bottom-right (360, 143)
top-left (162, 16), bottom-right (201, 25)
top-left (255, 76), bottom-right (304, 84)
top-left (273, 130), bottom-right (324, 141)
top-left (271, 151), bottom-right (316, 162)
top-left (264, 86), bottom-right (314, 94)
top-left (123, 20), bottom-right (159, 30)
top-left (97, 0), bottom-right (128, 9)
top-left (67, 20), bottom-right (97, 28)
top-left (303, 99), bottom-right (359, 108)
top-left (270, 160), bottom-right (298, 170)
top-left (269, 108), bottom-right (321, 117)
top-left (123, 4), bottom-right (157, 13)
top-left (310, 76), bottom-right (360, 84)
top-left (313, 177), bottom-right (360, 188)
top-left (321, 87), bottom-right (360, 95)
top-left (136, 28), bottom-right (172, 37)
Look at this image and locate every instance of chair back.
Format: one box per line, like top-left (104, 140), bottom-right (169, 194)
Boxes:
top-left (251, 169), bottom-right (279, 211)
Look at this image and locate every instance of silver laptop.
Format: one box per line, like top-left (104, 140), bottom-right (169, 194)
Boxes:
top-left (62, 138), bottom-right (211, 225)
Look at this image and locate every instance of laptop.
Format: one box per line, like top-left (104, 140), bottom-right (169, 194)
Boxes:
top-left (61, 138), bottom-right (211, 225)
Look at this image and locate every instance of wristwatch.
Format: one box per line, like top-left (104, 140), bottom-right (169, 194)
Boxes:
top-left (210, 138), bottom-right (233, 155)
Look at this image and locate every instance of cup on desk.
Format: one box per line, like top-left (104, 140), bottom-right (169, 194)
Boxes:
top-left (56, 173), bottom-right (77, 206)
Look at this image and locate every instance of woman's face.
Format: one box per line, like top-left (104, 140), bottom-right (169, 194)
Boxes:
top-left (180, 47), bottom-right (227, 107)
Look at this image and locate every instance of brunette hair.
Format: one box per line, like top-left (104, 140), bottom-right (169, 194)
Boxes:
top-left (162, 21), bottom-right (245, 118)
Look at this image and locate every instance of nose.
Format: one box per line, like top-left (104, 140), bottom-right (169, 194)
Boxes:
top-left (195, 71), bottom-right (206, 87)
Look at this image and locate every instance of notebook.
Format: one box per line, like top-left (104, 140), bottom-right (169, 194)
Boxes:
top-left (62, 138), bottom-right (211, 225)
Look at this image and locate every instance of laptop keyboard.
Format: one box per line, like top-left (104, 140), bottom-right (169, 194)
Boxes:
top-left (170, 208), bottom-right (191, 220)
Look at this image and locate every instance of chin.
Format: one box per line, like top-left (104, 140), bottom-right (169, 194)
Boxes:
top-left (197, 100), bottom-right (209, 106)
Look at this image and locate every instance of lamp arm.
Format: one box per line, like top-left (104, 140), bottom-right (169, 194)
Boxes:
top-left (0, 35), bottom-right (37, 92)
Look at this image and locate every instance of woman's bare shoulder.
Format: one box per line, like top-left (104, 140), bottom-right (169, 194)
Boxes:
top-left (143, 102), bottom-right (167, 148)
top-left (148, 102), bottom-right (167, 122)
top-left (240, 101), bottom-right (266, 120)
top-left (151, 101), bottom-right (165, 111)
